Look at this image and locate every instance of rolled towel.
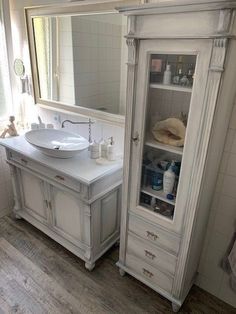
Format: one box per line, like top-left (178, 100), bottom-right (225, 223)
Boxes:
top-left (152, 118), bottom-right (186, 147)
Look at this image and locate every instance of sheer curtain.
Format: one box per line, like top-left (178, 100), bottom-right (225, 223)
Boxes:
top-left (0, 0), bottom-right (12, 121)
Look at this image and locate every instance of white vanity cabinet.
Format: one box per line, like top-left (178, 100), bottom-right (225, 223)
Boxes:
top-left (117, 0), bottom-right (236, 311)
top-left (1, 136), bottom-right (122, 271)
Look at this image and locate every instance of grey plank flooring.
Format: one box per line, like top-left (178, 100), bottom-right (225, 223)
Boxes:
top-left (0, 216), bottom-right (235, 314)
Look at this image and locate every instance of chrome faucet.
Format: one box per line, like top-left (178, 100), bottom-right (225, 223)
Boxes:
top-left (61, 119), bottom-right (94, 143)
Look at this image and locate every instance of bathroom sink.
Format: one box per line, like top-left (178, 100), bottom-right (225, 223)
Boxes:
top-left (25, 129), bottom-right (89, 158)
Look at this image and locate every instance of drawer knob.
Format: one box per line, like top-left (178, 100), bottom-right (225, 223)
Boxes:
top-left (144, 250), bottom-right (156, 260)
top-left (142, 268), bottom-right (153, 278)
top-left (55, 175), bottom-right (65, 181)
top-left (146, 231), bottom-right (159, 241)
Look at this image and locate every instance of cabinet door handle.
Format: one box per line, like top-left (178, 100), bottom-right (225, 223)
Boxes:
top-left (144, 250), bottom-right (156, 260)
top-left (132, 131), bottom-right (140, 144)
top-left (44, 200), bottom-right (48, 208)
top-left (21, 158), bottom-right (28, 165)
top-left (146, 231), bottom-right (159, 241)
top-left (55, 175), bottom-right (65, 181)
top-left (142, 268), bottom-right (154, 278)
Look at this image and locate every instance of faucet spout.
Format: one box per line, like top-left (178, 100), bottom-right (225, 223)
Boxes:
top-left (61, 119), bottom-right (94, 143)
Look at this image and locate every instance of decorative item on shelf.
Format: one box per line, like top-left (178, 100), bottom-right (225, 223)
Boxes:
top-left (163, 63), bottom-right (172, 85)
top-left (180, 75), bottom-right (190, 86)
top-left (0, 116), bottom-right (18, 138)
top-left (152, 117), bottom-right (186, 147)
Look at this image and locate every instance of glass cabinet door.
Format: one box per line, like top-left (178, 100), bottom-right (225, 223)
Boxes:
top-left (129, 39), bottom-right (212, 232)
top-left (140, 53), bottom-right (196, 220)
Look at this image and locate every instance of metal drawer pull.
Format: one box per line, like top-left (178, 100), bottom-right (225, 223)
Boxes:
top-left (21, 158), bottom-right (28, 165)
top-left (146, 231), bottom-right (159, 241)
top-left (55, 175), bottom-right (65, 181)
top-left (144, 250), bottom-right (156, 260)
top-left (142, 268), bottom-right (154, 278)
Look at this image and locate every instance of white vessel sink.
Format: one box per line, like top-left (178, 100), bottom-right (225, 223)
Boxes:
top-left (25, 129), bottom-right (89, 158)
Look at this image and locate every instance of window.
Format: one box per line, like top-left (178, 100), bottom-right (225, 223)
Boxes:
top-left (0, 0), bottom-right (12, 121)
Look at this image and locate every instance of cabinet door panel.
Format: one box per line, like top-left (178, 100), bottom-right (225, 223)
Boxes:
top-left (129, 39), bottom-right (212, 233)
top-left (50, 186), bottom-right (83, 244)
top-left (20, 169), bottom-right (48, 223)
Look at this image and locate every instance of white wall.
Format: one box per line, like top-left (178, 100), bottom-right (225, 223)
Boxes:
top-left (0, 146), bottom-right (13, 217)
top-left (196, 99), bottom-right (236, 308)
top-left (7, 0), bottom-right (236, 308)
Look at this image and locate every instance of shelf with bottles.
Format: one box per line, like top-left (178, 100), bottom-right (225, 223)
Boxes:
top-left (140, 150), bottom-right (181, 215)
top-left (149, 83), bottom-right (192, 93)
top-left (140, 192), bottom-right (175, 219)
top-left (145, 133), bottom-right (183, 156)
top-left (150, 54), bottom-right (196, 88)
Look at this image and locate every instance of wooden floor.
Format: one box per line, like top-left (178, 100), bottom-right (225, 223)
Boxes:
top-left (0, 216), bottom-right (235, 314)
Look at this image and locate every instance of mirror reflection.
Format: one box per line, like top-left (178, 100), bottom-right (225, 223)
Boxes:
top-left (33, 14), bottom-right (127, 115)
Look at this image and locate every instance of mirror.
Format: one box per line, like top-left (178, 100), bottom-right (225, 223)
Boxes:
top-left (33, 14), bottom-right (127, 116)
top-left (25, 1), bottom-right (141, 125)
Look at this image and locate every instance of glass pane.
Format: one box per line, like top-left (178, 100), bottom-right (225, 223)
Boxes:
top-left (139, 54), bottom-right (197, 220)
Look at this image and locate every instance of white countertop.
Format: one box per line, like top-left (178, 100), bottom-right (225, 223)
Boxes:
top-left (0, 136), bottom-right (123, 185)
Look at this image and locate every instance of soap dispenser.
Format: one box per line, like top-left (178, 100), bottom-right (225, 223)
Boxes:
top-left (107, 137), bottom-right (116, 161)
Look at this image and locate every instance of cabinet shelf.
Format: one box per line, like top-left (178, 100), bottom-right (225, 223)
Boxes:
top-left (150, 83), bottom-right (192, 93)
top-left (141, 186), bottom-right (175, 206)
top-left (145, 134), bottom-right (183, 156)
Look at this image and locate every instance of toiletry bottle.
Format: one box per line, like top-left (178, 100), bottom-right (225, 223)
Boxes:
top-left (163, 161), bottom-right (176, 195)
top-left (163, 64), bottom-right (172, 85)
top-left (107, 137), bottom-right (116, 161)
top-left (90, 141), bottom-right (100, 159)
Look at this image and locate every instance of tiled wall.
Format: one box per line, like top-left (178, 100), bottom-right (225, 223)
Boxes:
top-left (72, 15), bottom-right (122, 114)
top-left (59, 17), bottom-right (75, 104)
top-left (196, 99), bottom-right (236, 308)
top-left (7, 0), bottom-right (236, 308)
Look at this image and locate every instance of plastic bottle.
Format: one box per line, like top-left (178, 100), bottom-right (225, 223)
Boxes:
top-left (163, 161), bottom-right (176, 195)
top-left (163, 64), bottom-right (172, 85)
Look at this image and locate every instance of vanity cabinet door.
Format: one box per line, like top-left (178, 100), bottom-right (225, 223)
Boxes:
top-left (18, 169), bottom-right (49, 224)
top-left (48, 184), bottom-right (85, 246)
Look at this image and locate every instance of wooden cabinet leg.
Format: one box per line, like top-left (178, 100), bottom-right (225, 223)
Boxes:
top-left (172, 302), bottom-right (180, 312)
top-left (85, 262), bottom-right (95, 271)
top-left (119, 268), bottom-right (126, 277)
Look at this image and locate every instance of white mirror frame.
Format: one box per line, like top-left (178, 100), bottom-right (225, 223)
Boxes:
top-left (25, 0), bottom-right (140, 127)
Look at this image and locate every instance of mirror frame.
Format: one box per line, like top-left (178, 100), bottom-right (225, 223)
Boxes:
top-left (25, 0), bottom-right (140, 126)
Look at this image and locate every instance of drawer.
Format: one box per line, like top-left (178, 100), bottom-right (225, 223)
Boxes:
top-left (8, 151), bottom-right (87, 196)
top-left (128, 214), bottom-right (180, 255)
top-left (126, 253), bottom-right (173, 293)
top-left (127, 233), bottom-right (177, 275)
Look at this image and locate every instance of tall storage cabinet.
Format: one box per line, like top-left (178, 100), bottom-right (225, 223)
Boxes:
top-left (117, 0), bottom-right (236, 311)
